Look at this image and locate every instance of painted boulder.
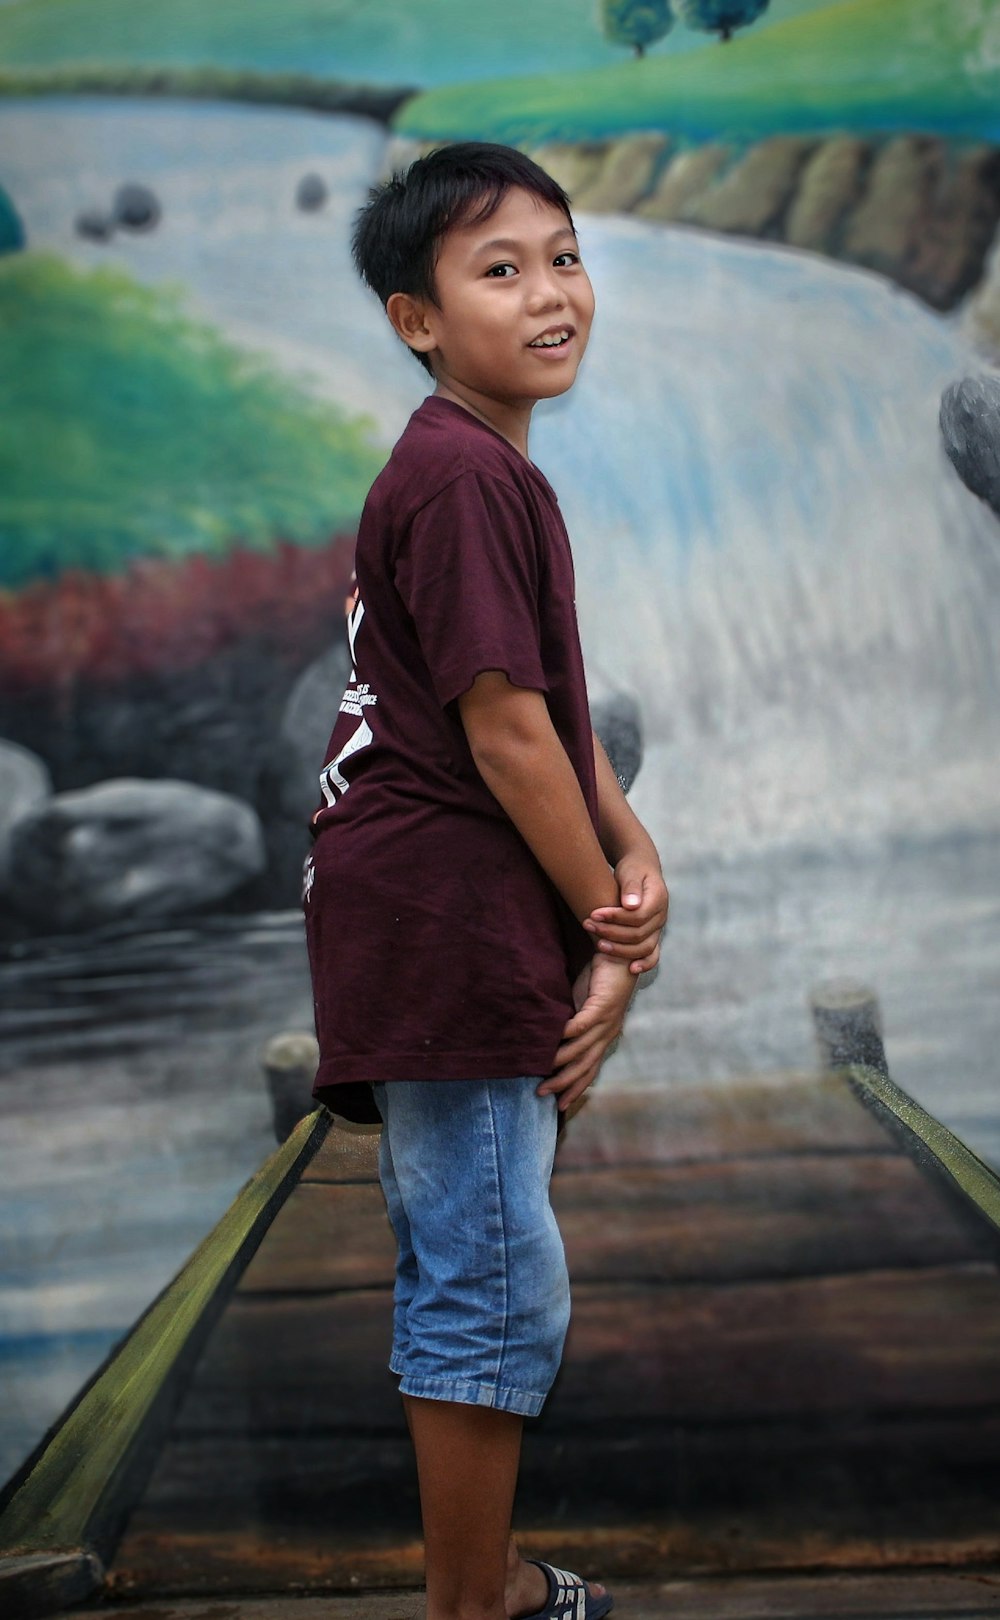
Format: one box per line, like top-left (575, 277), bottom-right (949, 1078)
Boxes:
top-left (6, 778), bottom-right (266, 930)
top-left (591, 693), bottom-right (643, 794)
top-left (0, 739), bottom-right (51, 886)
top-left (940, 373), bottom-right (1000, 520)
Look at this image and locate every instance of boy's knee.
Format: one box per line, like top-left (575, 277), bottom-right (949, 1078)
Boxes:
top-left (517, 1223), bottom-right (572, 1382)
top-left (543, 1268), bottom-right (572, 1371)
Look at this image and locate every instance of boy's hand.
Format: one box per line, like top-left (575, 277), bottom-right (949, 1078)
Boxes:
top-left (583, 857), bottom-right (669, 975)
top-left (537, 954), bottom-right (637, 1113)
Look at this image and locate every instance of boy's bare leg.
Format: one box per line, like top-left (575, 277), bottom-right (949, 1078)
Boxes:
top-left (401, 1392), bottom-right (605, 1620)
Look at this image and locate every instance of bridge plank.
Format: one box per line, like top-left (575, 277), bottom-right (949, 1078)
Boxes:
top-left (242, 1151), bottom-right (991, 1296)
top-left (185, 1264), bottom-right (1000, 1431)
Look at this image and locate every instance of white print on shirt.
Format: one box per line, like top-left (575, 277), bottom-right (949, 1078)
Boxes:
top-left (339, 682), bottom-right (377, 719)
top-left (319, 714), bottom-right (373, 803)
top-left (302, 851), bottom-right (315, 904)
top-left (346, 595), bottom-right (365, 678)
top-left (317, 592), bottom-right (377, 808)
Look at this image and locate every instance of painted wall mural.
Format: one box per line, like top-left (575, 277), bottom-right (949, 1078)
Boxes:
top-left (2, 0), bottom-right (1000, 1568)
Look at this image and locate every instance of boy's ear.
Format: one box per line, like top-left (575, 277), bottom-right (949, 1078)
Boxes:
top-left (386, 291), bottom-right (438, 360)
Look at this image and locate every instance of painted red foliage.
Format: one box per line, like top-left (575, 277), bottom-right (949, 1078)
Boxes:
top-left (0, 536), bottom-right (357, 694)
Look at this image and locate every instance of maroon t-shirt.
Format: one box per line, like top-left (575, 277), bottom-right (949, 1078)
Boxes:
top-left (303, 392), bottom-right (598, 1123)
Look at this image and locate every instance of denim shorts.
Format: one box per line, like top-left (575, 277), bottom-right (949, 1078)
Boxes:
top-left (371, 1075), bottom-right (571, 1418)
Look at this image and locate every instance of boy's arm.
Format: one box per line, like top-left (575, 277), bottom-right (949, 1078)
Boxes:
top-left (587, 730), bottom-right (669, 974)
top-left (458, 670), bottom-right (640, 1112)
top-left (457, 672), bottom-right (620, 921)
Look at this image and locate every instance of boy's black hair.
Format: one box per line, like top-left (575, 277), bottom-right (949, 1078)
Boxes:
top-left (351, 141), bottom-right (576, 377)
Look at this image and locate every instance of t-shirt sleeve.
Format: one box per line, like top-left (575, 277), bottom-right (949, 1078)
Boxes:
top-left (393, 469), bottom-right (548, 707)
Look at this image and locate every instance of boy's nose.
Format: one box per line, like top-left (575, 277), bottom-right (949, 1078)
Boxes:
top-left (527, 277), bottom-right (566, 312)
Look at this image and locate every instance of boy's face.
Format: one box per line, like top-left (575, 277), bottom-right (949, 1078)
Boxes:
top-left (398, 186), bottom-right (595, 403)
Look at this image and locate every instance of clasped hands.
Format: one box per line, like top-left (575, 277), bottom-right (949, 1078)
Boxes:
top-left (537, 857), bottom-right (669, 1113)
top-left (584, 853), bottom-right (669, 976)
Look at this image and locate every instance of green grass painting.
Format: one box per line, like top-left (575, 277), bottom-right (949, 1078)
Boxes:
top-left (0, 252), bottom-right (385, 589)
top-left (394, 0), bottom-right (1000, 146)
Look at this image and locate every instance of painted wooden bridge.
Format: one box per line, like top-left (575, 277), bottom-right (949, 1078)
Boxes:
top-left (2, 982), bottom-right (1000, 1620)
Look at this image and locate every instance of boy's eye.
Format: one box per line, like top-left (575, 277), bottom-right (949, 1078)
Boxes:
top-left (484, 252), bottom-right (581, 278)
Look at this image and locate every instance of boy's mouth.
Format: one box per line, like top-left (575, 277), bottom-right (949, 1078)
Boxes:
top-left (528, 325), bottom-right (575, 351)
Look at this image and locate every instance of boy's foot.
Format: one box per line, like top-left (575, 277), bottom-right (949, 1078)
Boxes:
top-left (505, 1542), bottom-right (609, 1619)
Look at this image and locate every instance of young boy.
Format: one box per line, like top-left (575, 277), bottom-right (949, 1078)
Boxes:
top-left (303, 142), bottom-right (668, 1620)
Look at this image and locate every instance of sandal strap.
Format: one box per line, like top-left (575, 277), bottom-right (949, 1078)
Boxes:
top-left (532, 1560), bottom-right (591, 1620)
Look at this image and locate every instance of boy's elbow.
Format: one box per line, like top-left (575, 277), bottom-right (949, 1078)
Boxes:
top-left (466, 733), bottom-right (529, 782)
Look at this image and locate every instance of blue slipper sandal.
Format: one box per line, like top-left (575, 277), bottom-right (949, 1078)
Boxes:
top-left (520, 1559), bottom-right (614, 1620)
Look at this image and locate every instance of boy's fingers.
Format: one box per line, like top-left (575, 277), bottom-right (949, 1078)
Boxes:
top-left (596, 933), bottom-right (658, 952)
top-left (548, 1018), bottom-right (616, 1075)
top-left (585, 905), bottom-right (666, 936)
top-left (585, 906), bottom-right (648, 928)
top-left (597, 947), bottom-right (647, 970)
top-left (559, 1005), bottom-right (601, 1041)
top-left (557, 1076), bottom-right (596, 1111)
top-left (561, 1014), bottom-right (623, 1062)
top-left (541, 1028), bottom-right (627, 1099)
top-left (585, 916), bottom-right (646, 941)
top-left (539, 1067), bottom-right (588, 1099)
top-left (551, 1024), bottom-right (606, 1070)
top-left (546, 1058), bottom-right (599, 1100)
top-left (544, 1064), bottom-right (587, 1096)
top-left (546, 1044), bottom-right (586, 1079)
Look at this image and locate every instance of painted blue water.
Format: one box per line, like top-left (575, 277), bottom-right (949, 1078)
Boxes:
top-left (1, 97), bottom-right (999, 1489)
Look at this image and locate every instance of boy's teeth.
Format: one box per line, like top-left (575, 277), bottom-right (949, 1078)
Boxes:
top-left (531, 331), bottom-right (569, 347)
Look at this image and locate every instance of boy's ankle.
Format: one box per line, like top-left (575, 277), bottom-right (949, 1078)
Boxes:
top-left (504, 1553), bottom-right (551, 1620)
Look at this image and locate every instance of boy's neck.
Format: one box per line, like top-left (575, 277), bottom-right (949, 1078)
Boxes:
top-left (432, 381), bottom-right (534, 464)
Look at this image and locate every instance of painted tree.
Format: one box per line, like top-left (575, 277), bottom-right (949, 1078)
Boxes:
top-left (601, 0), bottom-right (675, 58)
top-left (671, 0), bottom-right (771, 43)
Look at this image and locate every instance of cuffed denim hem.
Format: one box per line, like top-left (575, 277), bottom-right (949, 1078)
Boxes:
top-left (391, 1360), bottom-right (547, 1418)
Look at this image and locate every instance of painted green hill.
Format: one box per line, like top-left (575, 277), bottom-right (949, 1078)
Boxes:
top-left (0, 252), bottom-right (383, 590)
top-left (395, 0), bottom-right (1000, 146)
top-left (0, 0), bottom-right (839, 87)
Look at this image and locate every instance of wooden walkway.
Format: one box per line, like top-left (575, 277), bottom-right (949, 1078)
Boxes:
top-left (41, 1568), bottom-right (1000, 1620)
top-left (103, 1068), bottom-right (1000, 1603)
